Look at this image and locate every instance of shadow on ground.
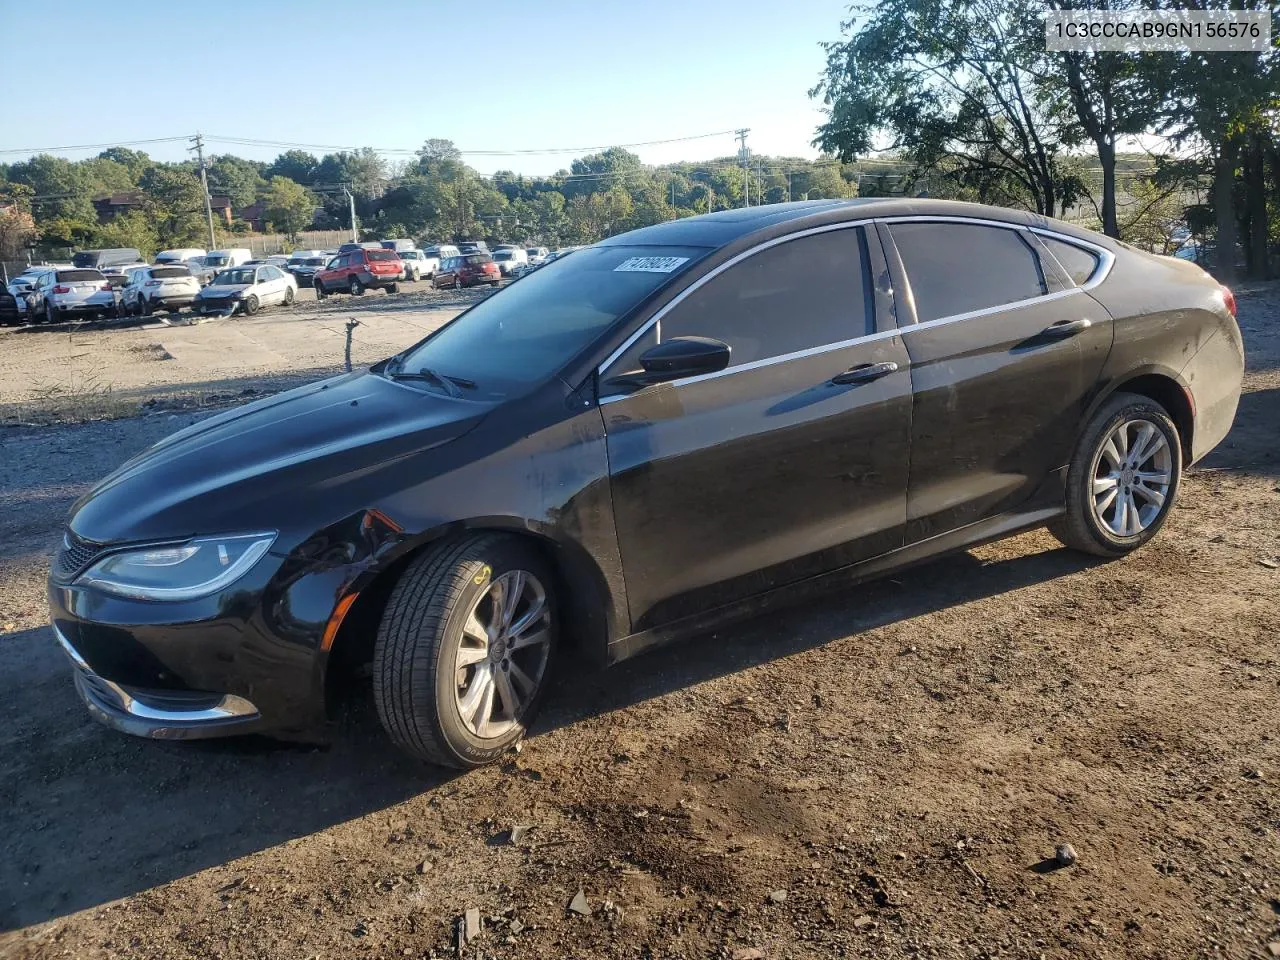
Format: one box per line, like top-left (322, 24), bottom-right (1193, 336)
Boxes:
top-left (0, 541), bottom-right (1097, 932)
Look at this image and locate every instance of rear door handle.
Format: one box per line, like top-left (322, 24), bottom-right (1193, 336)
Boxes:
top-left (831, 360), bottom-right (899, 385)
top-left (1041, 318), bottom-right (1092, 338)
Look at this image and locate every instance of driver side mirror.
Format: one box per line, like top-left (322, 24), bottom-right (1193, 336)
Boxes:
top-left (608, 336), bottom-right (731, 389)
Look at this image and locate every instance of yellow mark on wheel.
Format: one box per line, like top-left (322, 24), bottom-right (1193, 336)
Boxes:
top-left (474, 564), bottom-right (492, 585)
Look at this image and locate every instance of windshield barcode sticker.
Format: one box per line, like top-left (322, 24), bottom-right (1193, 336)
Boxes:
top-left (614, 256), bottom-right (689, 273)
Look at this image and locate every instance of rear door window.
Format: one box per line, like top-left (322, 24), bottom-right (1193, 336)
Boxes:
top-left (890, 222), bottom-right (1048, 323)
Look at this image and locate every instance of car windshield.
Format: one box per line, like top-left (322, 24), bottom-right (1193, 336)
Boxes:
top-left (305, 257), bottom-right (326, 266)
top-left (392, 244), bottom-right (707, 400)
top-left (398, 252), bottom-right (417, 260)
top-left (366, 249), bottom-right (399, 262)
top-left (206, 255), bottom-right (231, 267)
top-left (56, 270), bottom-right (104, 282)
top-left (493, 251), bottom-right (513, 261)
top-left (151, 267), bottom-right (190, 279)
top-left (462, 254), bottom-right (492, 265)
top-left (214, 268), bottom-right (255, 285)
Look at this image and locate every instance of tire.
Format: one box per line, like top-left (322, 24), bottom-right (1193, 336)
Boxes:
top-left (386, 282), bottom-right (399, 295)
top-left (242, 294), bottom-right (260, 316)
top-left (45, 302), bottom-right (57, 325)
top-left (373, 534), bottom-right (558, 768)
top-left (314, 279), bottom-right (327, 300)
top-left (283, 286), bottom-right (295, 305)
top-left (1048, 392), bottom-right (1182, 558)
top-left (349, 276), bottom-right (364, 296)
top-left (140, 297), bottom-right (152, 317)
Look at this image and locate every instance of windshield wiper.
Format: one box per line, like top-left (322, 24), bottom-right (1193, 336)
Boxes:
top-left (386, 361), bottom-right (475, 398)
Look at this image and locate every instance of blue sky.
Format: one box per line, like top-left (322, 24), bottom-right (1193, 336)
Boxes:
top-left (0, 0), bottom-right (852, 174)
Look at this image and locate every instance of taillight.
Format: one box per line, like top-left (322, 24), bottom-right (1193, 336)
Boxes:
top-left (101, 282), bottom-right (112, 291)
top-left (52, 285), bottom-right (70, 294)
top-left (1220, 285), bottom-right (1237, 318)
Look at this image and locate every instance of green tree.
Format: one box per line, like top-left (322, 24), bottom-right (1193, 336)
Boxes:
top-left (265, 150), bottom-right (319, 185)
top-left (96, 147), bottom-right (153, 182)
top-left (207, 155), bottom-right (266, 209)
top-left (262, 176), bottom-right (317, 242)
top-left (93, 211), bottom-right (158, 259)
top-left (139, 166), bottom-right (207, 248)
top-left (812, 0), bottom-right (1084, 218)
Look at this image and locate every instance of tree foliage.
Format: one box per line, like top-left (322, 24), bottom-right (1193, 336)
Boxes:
top-left (263, 176), bottom-right (317, 242)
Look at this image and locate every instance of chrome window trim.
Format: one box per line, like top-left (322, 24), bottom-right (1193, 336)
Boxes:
top-left (597, 214), bottom-right (1117, 404)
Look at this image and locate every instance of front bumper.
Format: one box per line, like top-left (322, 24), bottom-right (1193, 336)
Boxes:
top-left (55, 623), bottom-right (264, 740)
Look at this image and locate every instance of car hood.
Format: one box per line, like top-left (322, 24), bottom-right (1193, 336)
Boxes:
top-left (69, 371), bottom-right (494, 544)
top-left (200, 283), bottom-right (251, 297)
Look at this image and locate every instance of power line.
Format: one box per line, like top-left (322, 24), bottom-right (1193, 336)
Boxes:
top-left (0, 135), bottom-right (192, 156)
top-left (202, 130), bottom-right (739, 157)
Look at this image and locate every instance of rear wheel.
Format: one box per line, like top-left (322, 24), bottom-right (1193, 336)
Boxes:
top-left (45, 302), bottom-right (57, 324)
top-left (373, 534), bottom-right (557, 767)
top-left (1049, 392), bottom-right (1181, 557)
top-left (386, 282), bottom-right (399, 294)
top-left (349, 276), bottom-right (364, 296)
top-left (283, 286), bottom-right (295, 305)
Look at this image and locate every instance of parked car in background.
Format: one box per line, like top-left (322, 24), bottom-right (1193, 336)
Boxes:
top-left (288, 255), bottom-right (330, 285)
top-left (287, 250), bottom-right (325, 274)
top-left (203, 248), bottom-right (253, 271)
top-left (381, 239), bottom-right (416, 254)
top-left (24, 267), bottom-right (117, 323)
top-left (44, 199), bottom-right (1244, 769)
top-left (7, 266), bottom-right (59, 316)
top-left (525, 246), bottom-right (550, 264)
top-left (100, 261), bottom-right (148, 291)
top-left (155, 248), bottom-right (206, 267)
top-left (0, 283), bottom-right (21, 325)
top-left (337, 241), bottom-right (384, 254)
top-left (313, 247), bottom-right (403, 298)
top-left (397, 249), bottom-right (434, 281)
top-left (71, 248), bottom-right (142, 271)
top-left (422, 244), bottom-right (457, 271)
top-left (432, 252), bottom-right (500, 288)
top-left (194, 264), bottom-right (297, 316)
top-left (457, 240), bottom-right (489, 254)
top-left (119, 265), bottom-right (202, 316)
top-left (264, 255), bottom-right (291, 270)
top-left (491, 247), bottom-right (528, 277)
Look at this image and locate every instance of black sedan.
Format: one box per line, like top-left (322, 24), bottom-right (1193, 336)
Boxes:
top-left (48, 199), bottom-right (1243, 767)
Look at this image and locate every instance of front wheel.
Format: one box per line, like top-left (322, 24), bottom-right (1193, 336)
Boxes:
top-left (314, 279), bottom-right (327, 300)
top-left (373, 534), bottom-right (557, 768)
top-left (1049, 392), bottom-right (1181, 557)
top-left (241, 294), bottom-right (260, 316)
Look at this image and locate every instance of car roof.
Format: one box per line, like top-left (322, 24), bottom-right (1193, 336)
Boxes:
top-left (595, 198), bottom-right (1112, 251)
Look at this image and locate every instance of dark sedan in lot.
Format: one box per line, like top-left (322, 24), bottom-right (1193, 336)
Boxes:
top-left (49, 199), bottom-right (1243, 768)
top-left (432, 253), bottom-right (501, 289)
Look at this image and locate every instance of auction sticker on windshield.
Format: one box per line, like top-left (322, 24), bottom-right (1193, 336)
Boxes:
top-left (613, 256), bottom-right (690, 273)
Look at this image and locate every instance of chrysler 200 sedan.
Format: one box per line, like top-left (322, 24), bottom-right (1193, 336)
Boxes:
top-left (49, 199), bottom-right (1243, 768)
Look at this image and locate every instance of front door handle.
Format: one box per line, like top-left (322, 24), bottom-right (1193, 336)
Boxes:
top-left (1041, 318), bottom-right (1092, 339)
top-left (831, 360), bottom-right (899, 385)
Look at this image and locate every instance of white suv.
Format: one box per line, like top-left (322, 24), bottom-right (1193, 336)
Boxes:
top-left (28, 268), bottom-right (118, 323)
top-left (120, 265), bottom-right (202, 316)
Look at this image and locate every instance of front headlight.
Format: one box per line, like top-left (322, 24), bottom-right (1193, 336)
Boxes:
top-left (77, 532), bottom-right (276, 601)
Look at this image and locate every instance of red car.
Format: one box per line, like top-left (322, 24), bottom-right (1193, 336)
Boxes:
top-left (313, 248), bottom-right (403, 298)
top-left (432, 253), bottom-right (500, 289)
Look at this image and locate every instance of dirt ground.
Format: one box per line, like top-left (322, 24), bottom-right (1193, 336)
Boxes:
top-left (0, 283), bottom-right (1277, 960)
top-left (0, 284), bottom-right (488, 425)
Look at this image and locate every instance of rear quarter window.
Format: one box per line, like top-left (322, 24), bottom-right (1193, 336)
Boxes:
top-left (1040, 236), bottom-right (1102, 286)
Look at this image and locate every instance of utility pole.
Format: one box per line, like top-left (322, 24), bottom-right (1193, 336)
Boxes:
top-left (343, 186), bottom-right (357, 242)
top-left (788, 171), bottom-right (793, 203)
top-left (188, 133), bottom-right (217, 251)
top-left (735, 128), bottom-right (750, 207)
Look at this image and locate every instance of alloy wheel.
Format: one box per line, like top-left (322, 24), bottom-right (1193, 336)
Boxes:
top-left (1091, 418), bottom-right (1173, 538)
top-left (453, 570), bottom-right (551, 739)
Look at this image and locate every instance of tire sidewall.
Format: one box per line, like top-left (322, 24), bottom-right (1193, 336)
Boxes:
top-left (1073, 398), bottom-right (1181, 553)
top-left (429, 546), bottom-right (558, 766)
